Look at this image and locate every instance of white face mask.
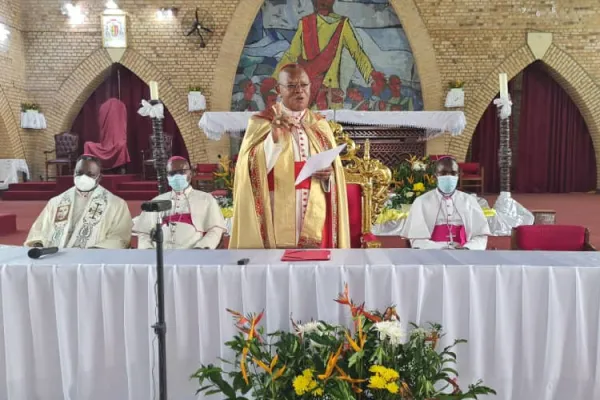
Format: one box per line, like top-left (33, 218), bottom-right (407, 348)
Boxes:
top-left (74, 175), bottom-right (97, 192)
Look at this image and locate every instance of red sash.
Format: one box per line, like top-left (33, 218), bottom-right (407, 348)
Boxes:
top-left (431, 225), bottom-right (467, 246)
top-left (299, 14), bottom-right (346, 105)
top-left (162, 213), bottom-right (194, 227)
top-left (267, 162), bottom-right (310, 191)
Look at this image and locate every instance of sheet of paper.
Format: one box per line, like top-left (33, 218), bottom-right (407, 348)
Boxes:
top-left (295, 144), bottom-right (346, 185)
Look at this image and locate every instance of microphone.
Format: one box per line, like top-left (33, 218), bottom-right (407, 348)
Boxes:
top-left (28, 247), bottom-right (59, 259)
top-left (141, 199), bottom-right (173, 213)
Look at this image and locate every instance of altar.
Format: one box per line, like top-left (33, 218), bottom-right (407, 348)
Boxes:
top-left (1, 247), bottom-right (599, 400)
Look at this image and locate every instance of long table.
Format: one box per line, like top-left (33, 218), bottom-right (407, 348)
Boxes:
top-left (1, 248), bottom-right (600, 400)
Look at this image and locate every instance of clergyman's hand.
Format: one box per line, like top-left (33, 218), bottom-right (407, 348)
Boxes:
top-left (271, 106), bottom-right (293, 144)
top-left (313, 166), bottom-right (333, 181)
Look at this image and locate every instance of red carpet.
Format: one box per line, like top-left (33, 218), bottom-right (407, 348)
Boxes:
top-left (0, 213), bottom-right (17, 236)
top-left (0, 193), bottom-right (598, 249)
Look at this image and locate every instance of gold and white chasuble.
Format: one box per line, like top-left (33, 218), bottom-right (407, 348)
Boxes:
top-left (25, 186), bottom-right (132, 249)
top-left (229, 103), bottom-right (350, 249)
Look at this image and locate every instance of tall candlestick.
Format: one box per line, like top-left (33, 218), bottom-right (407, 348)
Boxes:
top-left (149, 81), bottom-right (159, 100)
top-left (499, 73), bottom-right (508, 100)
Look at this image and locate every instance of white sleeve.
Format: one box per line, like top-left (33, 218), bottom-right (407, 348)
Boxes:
top-left (463, 235), bottom-right (488, 250)
top-left (410, 239), bottom-right (450, 249)
top-left (264, 130), bottom-right (284, 173)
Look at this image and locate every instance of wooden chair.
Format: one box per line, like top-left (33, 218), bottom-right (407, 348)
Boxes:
top-left (141, 134), bottom-right (173, 180)
top-left (44, 132), bottom-right (79, 181)
top-left (332, 122), bottom-right (392, 248)
top-left (458, 162), bottom-right (484, 195)
top-left (511, 225), bottom-right (596, 251)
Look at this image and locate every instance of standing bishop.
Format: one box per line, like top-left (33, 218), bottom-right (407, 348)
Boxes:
top-left (133, 156), bottom-right (227, 249)
top-left (400, 157), bottom-right (490, 250)
top-left (25, 154), bottom-right (132, 249)
top-left (230, 64), bottom-right (350, 249)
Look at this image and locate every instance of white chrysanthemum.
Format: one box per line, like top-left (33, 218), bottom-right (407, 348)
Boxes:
top-left (374, 320), bottom-right (406, 345)
top-left (405, 191), bottom-right (414, 198)
top-left (412, 161), bottom-right (426, 171)
top-left (410, 327), bottom-right (428, 338)
top-left (296, 321), bottom-right (325, 336)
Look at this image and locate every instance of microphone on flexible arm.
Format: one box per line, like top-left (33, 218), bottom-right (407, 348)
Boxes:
top-left (27, 247), bottom-right (59, 259)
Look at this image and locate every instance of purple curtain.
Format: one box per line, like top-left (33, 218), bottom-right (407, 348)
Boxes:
top-left (71, 64), bottom-right (188, 174)
top-left (515, 62), bottom-right (596, 193)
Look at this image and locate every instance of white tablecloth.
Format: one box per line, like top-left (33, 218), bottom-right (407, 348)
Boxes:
top-left (0, 159), bottom-right (29, 190)
top-left (1, 248), bottom-right (600, 400)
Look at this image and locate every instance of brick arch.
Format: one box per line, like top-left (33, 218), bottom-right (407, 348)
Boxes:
top-left (211, 0), bottom-right (443, 111)
top-left (452, 44), bottom-right (600, 188)
top-left (0, 87), bottom-right (25, 158)
top-left (52, 48), bottom-right (205, 163)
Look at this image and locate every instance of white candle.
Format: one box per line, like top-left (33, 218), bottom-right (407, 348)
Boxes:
top-left (499, 73), bottom-right (508, 100)
top-left (149, 81), bottom-right (159, 100)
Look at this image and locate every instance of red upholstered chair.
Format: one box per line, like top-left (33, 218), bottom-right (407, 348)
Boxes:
top-left (333, 122), bottom-right (392, 248)
top-left (458, 162), bottom-right (484, 195)
top-left (44, 132), bottom-right (79, 180)
top-left (192, 163), bottom-right (219, 191)
top-left (511, 225), bottom-right (596, 251)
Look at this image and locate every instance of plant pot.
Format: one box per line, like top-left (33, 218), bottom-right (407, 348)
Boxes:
top-left (401, 204), bottom-right (412, 213)
top-left (445, 88), bottom-right (464, 108)
top-left (188, 91), bottom-right (206, 112)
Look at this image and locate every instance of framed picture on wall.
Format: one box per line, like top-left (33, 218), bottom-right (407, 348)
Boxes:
top-left (102, 14), bottom-right (127, 48)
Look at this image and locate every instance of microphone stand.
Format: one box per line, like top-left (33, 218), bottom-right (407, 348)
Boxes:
top-left (151, 213), bottom-right (168, 400)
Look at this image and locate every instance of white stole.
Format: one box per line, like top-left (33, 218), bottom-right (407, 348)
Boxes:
top-left (49, 187), bottom-right (111, 248)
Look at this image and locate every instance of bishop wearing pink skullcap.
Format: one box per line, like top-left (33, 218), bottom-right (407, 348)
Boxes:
top-left (25, 154), bottom-right (132, 249)
top-left (400, 157), bottom-right (490, 250)
top-left (133, 156), bottom-right (226, 249)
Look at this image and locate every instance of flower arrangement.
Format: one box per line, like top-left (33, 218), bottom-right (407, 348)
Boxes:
top-left (390, 156), bottom-right (437, 207)
top-left (21, 102), bottom-right (40, 112)
top-left (191, 284), bottom-right (496, 400)
top-left (214, 154), bottom-right (235, 199)
top-left (448, 80), bottom-right (465, 89)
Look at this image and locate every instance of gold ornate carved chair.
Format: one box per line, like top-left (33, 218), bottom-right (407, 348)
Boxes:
top-left (331, 122), bottom-right (392, 248)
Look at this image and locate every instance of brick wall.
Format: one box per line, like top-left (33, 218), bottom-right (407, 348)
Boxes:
top-left (0, 0), bottom-right (26, 161)
top-left (1, 0), bottom-right (599, 187)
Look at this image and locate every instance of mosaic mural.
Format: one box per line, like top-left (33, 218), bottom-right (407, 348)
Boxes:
top-left (231, 0), bottom-right (424, 112)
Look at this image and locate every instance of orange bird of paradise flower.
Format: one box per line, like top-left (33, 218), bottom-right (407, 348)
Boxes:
top-left (335, 284), bottom-right (381, 325)
top-left (227, 309), bottom-right (264, 384)
top-left (318, 344), bottom-right (343, 381)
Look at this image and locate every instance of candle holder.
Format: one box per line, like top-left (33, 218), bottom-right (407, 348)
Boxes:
top-left (498, 109), bottom-right (512, 192)
top-left (150, 99), bottom-right (169, 194)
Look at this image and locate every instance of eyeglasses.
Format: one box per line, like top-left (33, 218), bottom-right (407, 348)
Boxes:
top-left (167, 169), bottom-right (190, 177)
top-left (279, 83), bottom-right (310, 91)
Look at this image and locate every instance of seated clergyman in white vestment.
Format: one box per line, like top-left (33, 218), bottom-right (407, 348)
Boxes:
top-left (25, 154), bottom-right (132, 249)
top-left (400, 157), bottom-right (490, 250)
top-left (133, 156), bottom-right (227, 249)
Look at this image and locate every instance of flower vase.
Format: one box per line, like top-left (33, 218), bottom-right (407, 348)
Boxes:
top-left (445, 88), bottom-right (464, 108)
top-left (401, 204), bottom-right (412, 213)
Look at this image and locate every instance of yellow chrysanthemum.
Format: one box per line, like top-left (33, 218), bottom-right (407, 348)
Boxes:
top-left (293, 369), bottom-right (321, 396)
top-left (368, 375), bottom-right (387, 389)
top-left (380, 368), bottom-right (399, 382)
top-left (293, 375), bottom-right (312, 395)
top-left (221, 207), bottom-right (233, 218)
top-left (369, 365), bottom-right (387, 375)
top-left (386, 382), bottom-right (400, 394)
top-left (413, 182), bottom-right (425, 192)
